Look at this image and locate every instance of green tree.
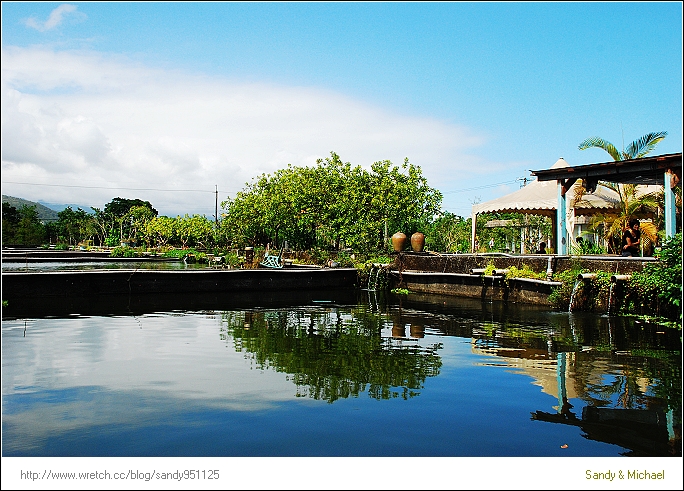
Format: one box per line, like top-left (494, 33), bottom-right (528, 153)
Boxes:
top-left (174, 214), bottom-right (215, 249)
top-left (2, 202), bottom-right (21, 245)
top-left (126, 205), bottom-right (157, 246)
top-left (55, 207), bottom-right (90, 245)
top-left (2, 203), bottom-right (46, 246)
top-left (104, 197), bottom-right (158, 218)
top-left (146, 216), bottom-right (176, 248)
top-left (427, 212), bottom-right (472, 253)
top-left (221, 152), bottom-right (442, 252)
top-left (103, 197), bottom-right (158, 244)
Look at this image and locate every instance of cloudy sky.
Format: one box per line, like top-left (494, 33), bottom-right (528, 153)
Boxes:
top-left (2, 2), bottom-right (682, 218)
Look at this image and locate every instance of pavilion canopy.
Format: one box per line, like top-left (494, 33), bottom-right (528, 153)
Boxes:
top-left (469, 158), bottom-right (635, 253)
top-left (529, 152), bottom-right (682, 251)
top-left (472, 158), bottom-right (619, 217)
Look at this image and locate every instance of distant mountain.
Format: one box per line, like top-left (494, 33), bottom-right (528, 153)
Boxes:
top-left (2, 195), bottom-right (60, 222)
top-left (38, 201), bottom-right (95, 215)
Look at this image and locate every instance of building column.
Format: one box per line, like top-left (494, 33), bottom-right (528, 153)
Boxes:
top-left (665, 170), bottom-right (677, 238)
top-left (557, 181), bottom-right (567, 255)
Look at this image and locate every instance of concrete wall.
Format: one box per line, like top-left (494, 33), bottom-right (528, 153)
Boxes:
top-left (390, 271), bottom-right (561, 306)
top-left (388, 252), bottom-right (655, 307)
top-left (2, 268), bottom-right (359, 299)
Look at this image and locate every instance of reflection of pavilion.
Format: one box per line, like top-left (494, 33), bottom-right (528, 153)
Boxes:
top-left (471, 343), bottom-right (680, 456)
top-left (532, 404), bottom-right (674, 456)
top-left (471, 343), bottom-right (578, 401)
top-left (532, 352), bottom-right (678, 456)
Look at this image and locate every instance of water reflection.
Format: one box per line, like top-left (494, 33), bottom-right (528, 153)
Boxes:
top-left (387, 293), bottom-right (681, 456)
top-left (219, 308), bottom-right (442, 402)
top-left (2, 290), bottom-right (681, 457)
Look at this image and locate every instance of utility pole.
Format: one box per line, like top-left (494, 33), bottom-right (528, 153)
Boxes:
top-left (215, 185), bottom-right (218, 228)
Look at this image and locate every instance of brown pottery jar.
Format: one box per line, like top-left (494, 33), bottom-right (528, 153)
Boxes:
top-left (391, 232), bottom-right (407, 252)
top-left (410, 232), bottom-right (425, 252)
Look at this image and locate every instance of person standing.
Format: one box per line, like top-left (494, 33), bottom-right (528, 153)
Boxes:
top-left (621, 218), bottom-right (641, 257)
top-left (488, 237), bottom-right (495, 251)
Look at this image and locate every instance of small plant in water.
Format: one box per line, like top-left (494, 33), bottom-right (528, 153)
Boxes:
top-left (391, 288), bottom-right (411, 295)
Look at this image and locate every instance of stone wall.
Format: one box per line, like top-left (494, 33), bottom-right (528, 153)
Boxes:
top-left (391, 271), bottom-right (560, 306)
top-left (388, 252), bottom-right (656, 308)
top-left (392, 252), bottom-right (654, 277)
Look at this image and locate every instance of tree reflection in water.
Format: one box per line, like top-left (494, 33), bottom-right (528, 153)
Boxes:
top-left (213, 292), bottom-right (680, 456)
top-left (219, 307), bottom-right (443, 403)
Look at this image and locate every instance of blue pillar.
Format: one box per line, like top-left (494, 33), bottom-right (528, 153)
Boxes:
top-left (665, 172), bottom-right (676, 238)
top-left (557, 181), bottom-right (567, 254)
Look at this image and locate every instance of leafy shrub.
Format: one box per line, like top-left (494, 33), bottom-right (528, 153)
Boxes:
top-left (223, 251), bottom-right (243, 268)
top-left (569, 239), bottom-right (606, 255)
top-left (627, 233), bottom-right (682, 321)
top-left (587, 271), bottom-right (612, 311)
top-left (504, 265), bottom-right (546, 281)
top-left (104, 234), bottom-right (119, 247)
top-left (161, 248), bottom-right (206, 262)
top-left (549, 268), bottom-right (584, 310)
top-left (355, 260), bottom-right (391, 290)
top-left (161, 248), bottom-right (194, 258)
top-left (547, 266), bottom-right (612, 312)
top-left (482, 261), bottom-right (496, 276)
top-left (109, 246), bottom-right (141, 258)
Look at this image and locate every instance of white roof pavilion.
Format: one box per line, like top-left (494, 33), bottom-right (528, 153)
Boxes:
top-left (470, 158), bottom-right (624, 252)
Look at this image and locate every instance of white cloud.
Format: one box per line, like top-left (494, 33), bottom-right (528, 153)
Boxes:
top-left (25, 4), bottom-right (82, 32)
top-left (1, 46), bottom-right (490, 217)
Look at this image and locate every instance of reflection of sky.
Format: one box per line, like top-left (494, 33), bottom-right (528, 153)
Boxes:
top-left (2, 314), bottom-right (298, 409)
top-left (3, 308), bottom-right (678, 457)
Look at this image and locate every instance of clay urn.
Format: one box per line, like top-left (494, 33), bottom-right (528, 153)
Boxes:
top-left (410, 324), bottom-right (425, 339)
top-left (410, 232), bottom-right (425, 252)
top-left (392, 321), bottom-right (405, 338)
top-left (391, 232), bottom-right (407, 252)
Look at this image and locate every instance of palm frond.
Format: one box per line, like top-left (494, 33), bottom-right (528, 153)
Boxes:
top-left (578, 137), bottom-right (622, 161)
top-left (597, 180), bottom-right (619, 194)
top-left (639, 221), bottom-right (658, 252)
top-left (624, 131), bottom-right (667, 159)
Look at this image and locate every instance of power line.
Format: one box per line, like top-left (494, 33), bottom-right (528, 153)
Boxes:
top-left (440, 179), bottom-right (520, 194)
top-left (2, 181), bottom-right (218, 193)
top-left (4, 176), bottom-right (528, 197)
top-left (442, 177), bottom-right (529, 194)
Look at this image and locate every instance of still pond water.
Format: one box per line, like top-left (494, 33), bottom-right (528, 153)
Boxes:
top-left (2, 288), bottom-right (681, 457)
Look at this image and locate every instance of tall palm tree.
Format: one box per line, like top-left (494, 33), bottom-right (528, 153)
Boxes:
top-left (577, 131), bottom-right (667, 253)
top-left (578, 131), bottom-right (667, 161)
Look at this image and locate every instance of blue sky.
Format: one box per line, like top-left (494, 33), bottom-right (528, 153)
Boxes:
top-left (2, 2), bottom-right (682, 218)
